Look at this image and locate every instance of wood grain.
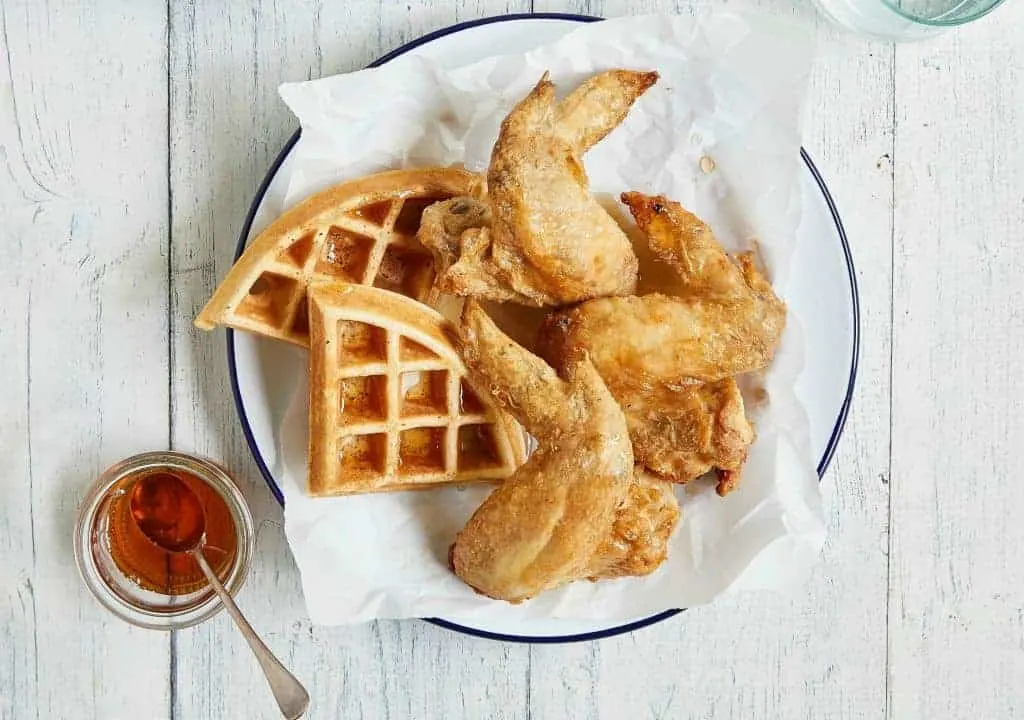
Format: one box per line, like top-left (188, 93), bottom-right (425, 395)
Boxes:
top-left (889, 3), bottom-right (1024, 717)
top-left (5, 0), bottom-right (1024, 717)
top-left (0, 0), bottom-right (171, 718)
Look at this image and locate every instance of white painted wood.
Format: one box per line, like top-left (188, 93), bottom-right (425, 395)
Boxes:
top-left (889, 3), bottom-right (1024, 718)
top-left (5, 0), bottom-right (1024, 717)
top-left (0, 1), bottom-right (171, 718)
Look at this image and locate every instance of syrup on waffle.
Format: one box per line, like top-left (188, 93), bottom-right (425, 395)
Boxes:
top-left (307, 283), bottom-right (526, 496)
top-left (195, 167), bottom-right (481, 346)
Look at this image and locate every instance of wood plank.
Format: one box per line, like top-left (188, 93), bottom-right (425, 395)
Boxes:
top-left (0, 0), bottom-right (170, 717)
top-left (529, 1), bottom-right (892, 717)
top-left (168, 1), bottom-right (531, 718)
top-left (889, 5), bottom-right (1024, 718)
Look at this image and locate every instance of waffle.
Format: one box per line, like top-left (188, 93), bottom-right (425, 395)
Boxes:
top-left (195, 167), bottom-right (481, 346)
top-left (307, 283), bottom-right (527, 496)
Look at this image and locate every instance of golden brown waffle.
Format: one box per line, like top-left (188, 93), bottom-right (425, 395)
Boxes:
top-left (195, 167), bottom-right (481, 346)
top-left (307, 283), bottom-right (527, 496)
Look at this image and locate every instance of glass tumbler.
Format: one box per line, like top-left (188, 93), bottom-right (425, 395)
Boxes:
top-left (812, 0), bottom-right (1005, 40)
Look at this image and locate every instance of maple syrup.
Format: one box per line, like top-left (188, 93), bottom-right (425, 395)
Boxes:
top-left (107, 468), bottom-right (237, 595)
top-left (75, 451), bottom-right (255, 630)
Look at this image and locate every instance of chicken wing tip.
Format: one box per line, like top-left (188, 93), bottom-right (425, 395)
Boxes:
top-left (633, 69), bottom-right (660, 90)
top-left (620, 190), bottom-right (666, 212)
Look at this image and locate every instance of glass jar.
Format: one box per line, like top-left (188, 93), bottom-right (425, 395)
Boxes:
top-left (74, 451), bottom-right (255, 630)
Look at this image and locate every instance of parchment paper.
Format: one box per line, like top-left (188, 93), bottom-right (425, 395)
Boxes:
top-left (268, 13), bottom-right (825, 624)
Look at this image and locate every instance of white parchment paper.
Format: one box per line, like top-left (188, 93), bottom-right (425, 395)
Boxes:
top-left (270, 13), bottom-right (825, 624)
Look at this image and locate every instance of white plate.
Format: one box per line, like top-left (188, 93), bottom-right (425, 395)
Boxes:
top-left (227, 13), bottom-right (859, 643)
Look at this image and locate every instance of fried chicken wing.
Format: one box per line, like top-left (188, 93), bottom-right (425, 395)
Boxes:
top-left (588, 469), bottom-right (680, 579)
top-left (537, 192), bottom-right (785, 493)
top-left (554, 71), bottom-right (657, 155)
top-left (449, 301), bottom-right (636, 602)
top-left (419, 70), bottom-right (657, 307)
top-left (540, 193), bottom-right (786, 390)
top-left (617, 378), bottom-right (754, 495)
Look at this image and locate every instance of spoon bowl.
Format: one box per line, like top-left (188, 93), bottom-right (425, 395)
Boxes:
top-left (129, 472), bottom-right (206, 553)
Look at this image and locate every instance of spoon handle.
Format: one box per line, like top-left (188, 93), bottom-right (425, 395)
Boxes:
top-left (192, 548), bottom-right (311, 720)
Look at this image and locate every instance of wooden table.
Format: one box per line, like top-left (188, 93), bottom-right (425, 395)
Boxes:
top-left (2, 1), bottom-right (1022, 717)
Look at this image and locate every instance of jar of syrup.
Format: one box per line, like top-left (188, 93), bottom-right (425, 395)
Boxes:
top-left (74, 452), bottom-right (255, 629)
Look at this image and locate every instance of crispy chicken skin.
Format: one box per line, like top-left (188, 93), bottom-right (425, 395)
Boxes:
top-left (448, 301), bottom-right (638, 603)
top-left (618, 378), bottom-right (754, 493)
top-left (419, 70), bottom-right (657, 307)
top-left (537, 192), bottom-right (784, 493)
top-left (539, 192), bottom-right (786, 391)
top-left (588, 469), bottom-right (680, 579)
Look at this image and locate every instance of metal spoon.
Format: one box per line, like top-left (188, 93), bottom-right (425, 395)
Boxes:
top-left (130, 472), bottom-right (310, 720)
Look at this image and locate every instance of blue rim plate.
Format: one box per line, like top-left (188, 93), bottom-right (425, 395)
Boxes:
top-left (226, 12), bottom-right (860, 644)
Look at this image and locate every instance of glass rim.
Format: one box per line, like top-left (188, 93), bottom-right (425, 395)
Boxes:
top-left (879, 0), bottom-right (1006, 26)
top-left (73, 450), bottom-right (256, 630)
